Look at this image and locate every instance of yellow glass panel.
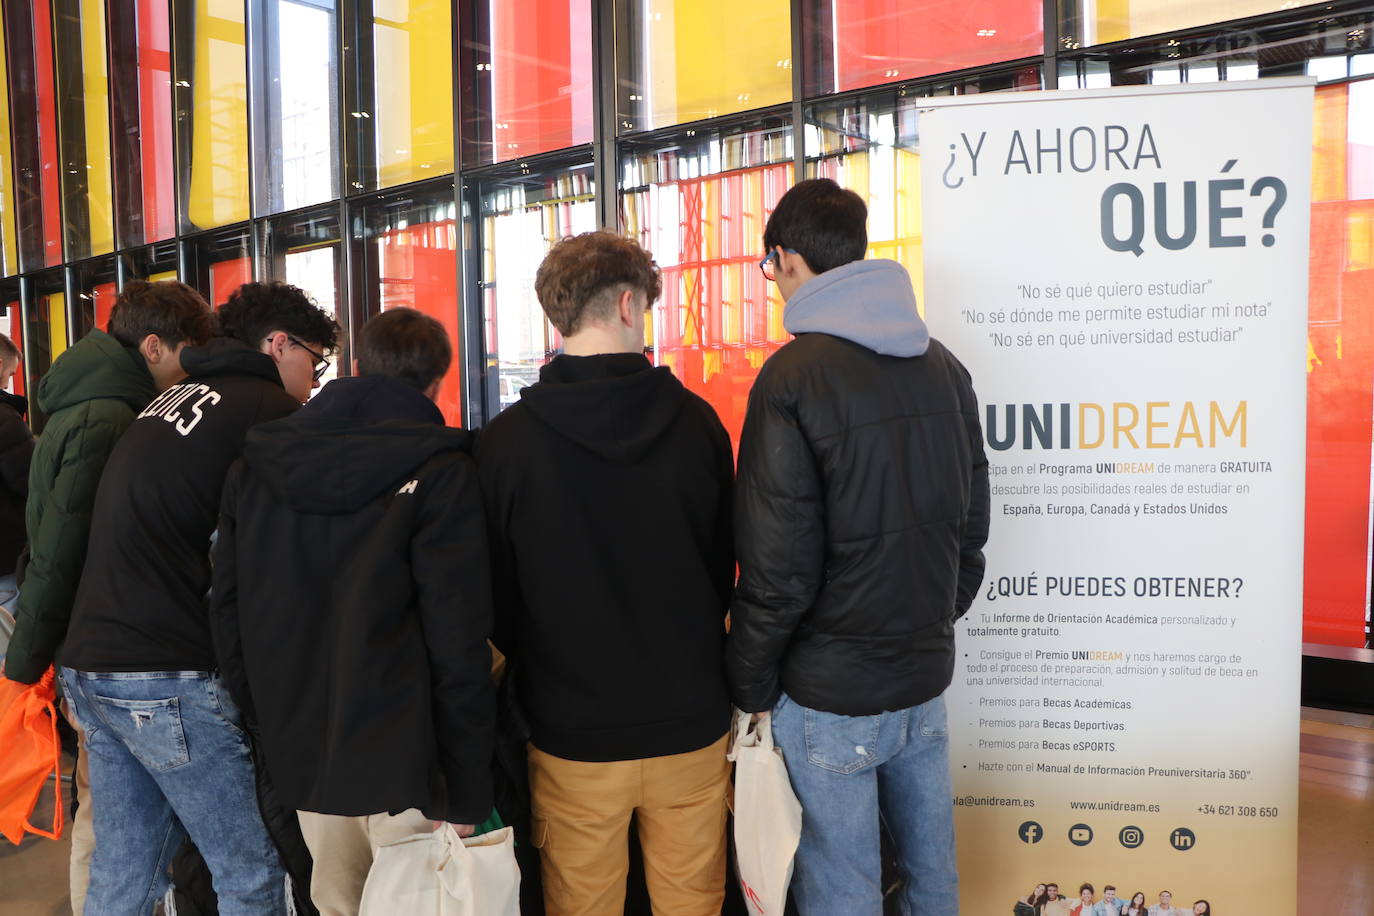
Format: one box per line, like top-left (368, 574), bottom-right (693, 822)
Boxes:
top-left (186, 0), bottom-right (250, 228)
top-left (150, 269), bottom-right (179, 282)
top-left (374, 0), bottom-right (454, 188)
top-left (48, 293), bottom-right (68, 360)
top-left (643, 0), bottom-right (791, 128)
top-left (1079, 0), bottom-right (1322, 46)
top-left (72, 0), bottom-right (115, 255)
top-left (0, 13), bottom-right (17, 275)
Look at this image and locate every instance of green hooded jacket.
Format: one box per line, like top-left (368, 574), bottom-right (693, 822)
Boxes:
top-left (3, 329), bottom-right (155, 683)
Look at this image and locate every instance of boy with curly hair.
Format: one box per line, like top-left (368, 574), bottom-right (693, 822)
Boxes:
top-left (58, 281), bottom-right (337, 915)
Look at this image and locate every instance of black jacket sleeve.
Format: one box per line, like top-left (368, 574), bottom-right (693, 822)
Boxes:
top-left (957, 383), bottom-right (991, 618)
top-left (209, 461), bottom-right (255, 722)
top-left (707, 408), bottom-right (735, 615)
top-left (413, 456), bottom-right (496, 824)
top-left (725, 368), bottom-right (825, 713)
top-left (0, 408), bottom-right (34, 497)
top-left (473, 428), bottom-right (519, 660)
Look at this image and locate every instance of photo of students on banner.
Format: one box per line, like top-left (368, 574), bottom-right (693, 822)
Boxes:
top-left (1012, 882), bottom-right (1212, 915)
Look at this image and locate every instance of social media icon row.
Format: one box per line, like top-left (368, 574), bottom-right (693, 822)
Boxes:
top-left (1017, 821), bottom-right (1196, 851)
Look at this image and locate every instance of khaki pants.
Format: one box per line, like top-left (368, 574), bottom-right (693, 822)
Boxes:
top-left (529, 734), bottom-right (731, 916)
top-left (296, 808), bottom-right (433, 916)
top-left (63, 701), bottom-right (93, 916)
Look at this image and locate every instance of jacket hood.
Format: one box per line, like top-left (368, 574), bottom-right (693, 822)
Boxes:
top-left (518, 353), bottom-right (687, 462)
top-left (180, 337), bottom-right (286, 386)
top-left (783, 259), bottom-right (929, 357)
top-left (0, 389), bottom-right (27, 418)
top-left (36, 329), bottom-right (155, 415)
top-left (243, 375), bottom-right (469, 515)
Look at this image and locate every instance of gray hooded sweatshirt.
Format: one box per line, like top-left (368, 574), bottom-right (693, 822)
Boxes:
top-left (781, 258), bottom-right (930, 358)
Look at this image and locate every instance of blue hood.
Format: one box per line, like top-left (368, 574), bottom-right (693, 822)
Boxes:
top-left (783, 259), bottom-right (929, 357)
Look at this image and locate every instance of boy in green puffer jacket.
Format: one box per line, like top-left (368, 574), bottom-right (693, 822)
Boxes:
top-left (1, 278), bottom-right (214, 914)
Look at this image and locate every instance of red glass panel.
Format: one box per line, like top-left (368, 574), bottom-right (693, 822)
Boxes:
top-left (1303, 80), bottom-right (1374, 647)
top-left (93, 280), bottom-right (118, 334)
top-left (34, 0), bottom-right (63, 266)
top-left (4, 301), bottom-right (21, 396)
top-left (636, 163), bottom-right (794, 448)
top-left (139, 0), bottom-right (175, 241)
top-left (377, 221), bottom-right (463, 427)
top-left (822, 0), bottom-right (1043, 94)
top-left (210, 257), bottom-right (253, 309)
top-left (484, 0), bottom-right (592, 162)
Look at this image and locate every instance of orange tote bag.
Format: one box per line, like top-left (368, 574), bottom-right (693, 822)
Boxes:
top-left (0, 666), bottom-right (64, 843)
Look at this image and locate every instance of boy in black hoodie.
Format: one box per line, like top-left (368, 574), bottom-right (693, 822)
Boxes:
top-left (210, 308), bottom-right (495, 916)
top-left (57, 281), bottom-right (337, 916)
top-left (475, 231), bottom-right (735, 916)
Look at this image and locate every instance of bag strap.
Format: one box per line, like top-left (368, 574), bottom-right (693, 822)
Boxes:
top-left (22, 667), bottom-right (64, 840)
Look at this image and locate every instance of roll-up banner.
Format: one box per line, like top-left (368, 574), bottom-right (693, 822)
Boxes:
top-left (920, 79), bottom-right (1313, 915)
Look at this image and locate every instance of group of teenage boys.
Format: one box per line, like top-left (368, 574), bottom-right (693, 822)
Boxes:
top-left (1, 177), bottom-right (989, 916)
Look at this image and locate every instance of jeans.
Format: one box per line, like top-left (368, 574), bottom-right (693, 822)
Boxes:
top-left (771, 691), bottom-right (957, 916)
top-left (59, 668), bottom-right (289, 916)
top-left (0, 573), bottom-right (17, 665)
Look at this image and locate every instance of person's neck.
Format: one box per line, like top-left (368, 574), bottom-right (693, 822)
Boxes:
top-left (562, 326), bottom-right (639, 357)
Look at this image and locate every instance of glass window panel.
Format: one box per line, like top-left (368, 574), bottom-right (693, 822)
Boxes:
top-left (355, 184), bottom-right (464, 424)
top-left (803, 0), bottom-right (1043, 96)
top-left (618, 0), bottom-right (791, 133)
top-left (252, 0), bottom-right (340, 213)
top-left (54, 0), bottom-right (116, 260)
top-left (185, 229), bottom-right (253, 306)
top-left (459, 0), bottom-right (594, 166)
top-left (1, 283), bottom-right (20, 396)
top-left (263, 207), bottom-right (343, 387)
top-left (476, 163), bottom-right (595, 418)
top-left (5, 0), bottom-right (65, 269)
top-left (1068, 14), bottom-right (1374, 648)
top-left (619, 120), bottom-right (791, 445)
top-left (120, 240), bottom-right (182, 285)
top-left (72, 258), bottom-right (118, 339)
top-left (1062, 0), bottom-right (1327, 48)
top-left (368, 0), bottom-right (454, 189)
top-left (0, 13), bottom-right (19, 276)
top-left (110, 0), bottom-right (177, 246)
top-left (176, 0), bottom-right (251, 231)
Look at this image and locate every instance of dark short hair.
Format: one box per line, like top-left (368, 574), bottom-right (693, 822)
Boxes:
top-left (534, 230), bottom-right (661, 336)
top-left (762, 178), bottom-right (868, 274)
top-left (1080, 884), bottom-right (1094, 895)
top-left (1104, 886), bottom-right (1116, 893)
top-left (0, 332), bottom-right (19, 365)
top-left (357, 308), bottom-right (452, 391)
top-left (217, 281), bottom-right (339, 351)
top-left (107, 279), bottom-right (216, 349)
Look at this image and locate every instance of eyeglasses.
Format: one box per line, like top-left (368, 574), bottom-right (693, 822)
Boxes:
top-left (758, 247), bottom-right (799, 282)
top-left (286, 335), bottom-right (331, 382)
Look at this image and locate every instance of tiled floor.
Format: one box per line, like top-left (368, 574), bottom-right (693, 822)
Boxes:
top-left (3, 710), bottom-right (1371, 914)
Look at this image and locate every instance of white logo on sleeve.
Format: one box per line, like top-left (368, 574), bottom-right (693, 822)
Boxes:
top-left (397, 479), bottom-right (418, 495)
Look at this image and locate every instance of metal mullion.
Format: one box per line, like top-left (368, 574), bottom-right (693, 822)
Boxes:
top-left (1045, 0), bottom-right (1061, 88)
top-left (243, 0), bottom-right (263, 278)
top-left (449, 0), bottom-right (477, 426)
top-left (592, 0), bottom-right (616, 229)
top-left (169, 0), bottom-right (190, 281)
top-left (791, 0), bottom-right (804, 180)
top-left (336, 0), bottom-right (357, 377)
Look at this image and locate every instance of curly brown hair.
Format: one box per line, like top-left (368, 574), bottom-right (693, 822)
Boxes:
top-left (534, 231), bottom-right (661, 337)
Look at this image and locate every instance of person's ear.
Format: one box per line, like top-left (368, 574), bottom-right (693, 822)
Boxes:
top-left (138, 334), bottom-right (164, 364)
top-left (616, 288), bottom-right (637, 328)
top-left (261, 330), bottom-right (286, 360)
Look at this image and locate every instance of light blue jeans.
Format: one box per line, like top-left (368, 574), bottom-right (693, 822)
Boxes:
top-left (59, 668), bottom-right (289, 916)
top-left (771, 691), bottom-right (957, 916)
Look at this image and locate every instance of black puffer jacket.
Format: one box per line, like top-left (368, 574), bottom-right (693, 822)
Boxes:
top-left (726, 259), bottom-right (990, 716)
top-left (0, 390), bottom-right (34, 576)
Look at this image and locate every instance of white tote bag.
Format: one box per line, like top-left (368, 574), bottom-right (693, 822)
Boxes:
top-left (358, 824), bottom-right (521, 916)
top-left (728, 708), bottom-right (803, 915)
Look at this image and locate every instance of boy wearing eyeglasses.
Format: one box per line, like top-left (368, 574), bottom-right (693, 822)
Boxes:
top-left (57, 281), bottom-right (337, 915)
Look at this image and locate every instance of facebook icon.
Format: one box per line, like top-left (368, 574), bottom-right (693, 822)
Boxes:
top-left (1018, 820), bottom-right (1044, 844)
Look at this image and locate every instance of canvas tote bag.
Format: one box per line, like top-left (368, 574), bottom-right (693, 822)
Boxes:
top-left (359, 824), bottom-right (520, 916)
top-left (727, 708), bottom-right (802, 915)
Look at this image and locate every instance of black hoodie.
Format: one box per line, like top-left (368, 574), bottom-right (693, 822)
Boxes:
top-left (474, 352), bottom-right (734, 762)
top-left (0, 390), bottom-right (33, 575)
top-left (60, 339), bottom-right (301, 672)
top-left (210, 375), bottom-right (495, 823)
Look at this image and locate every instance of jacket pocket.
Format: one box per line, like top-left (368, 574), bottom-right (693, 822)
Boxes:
top-left (92, 695), bottom-right (190, 772)
top-left (803, 707), bottom-right (881, 775)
